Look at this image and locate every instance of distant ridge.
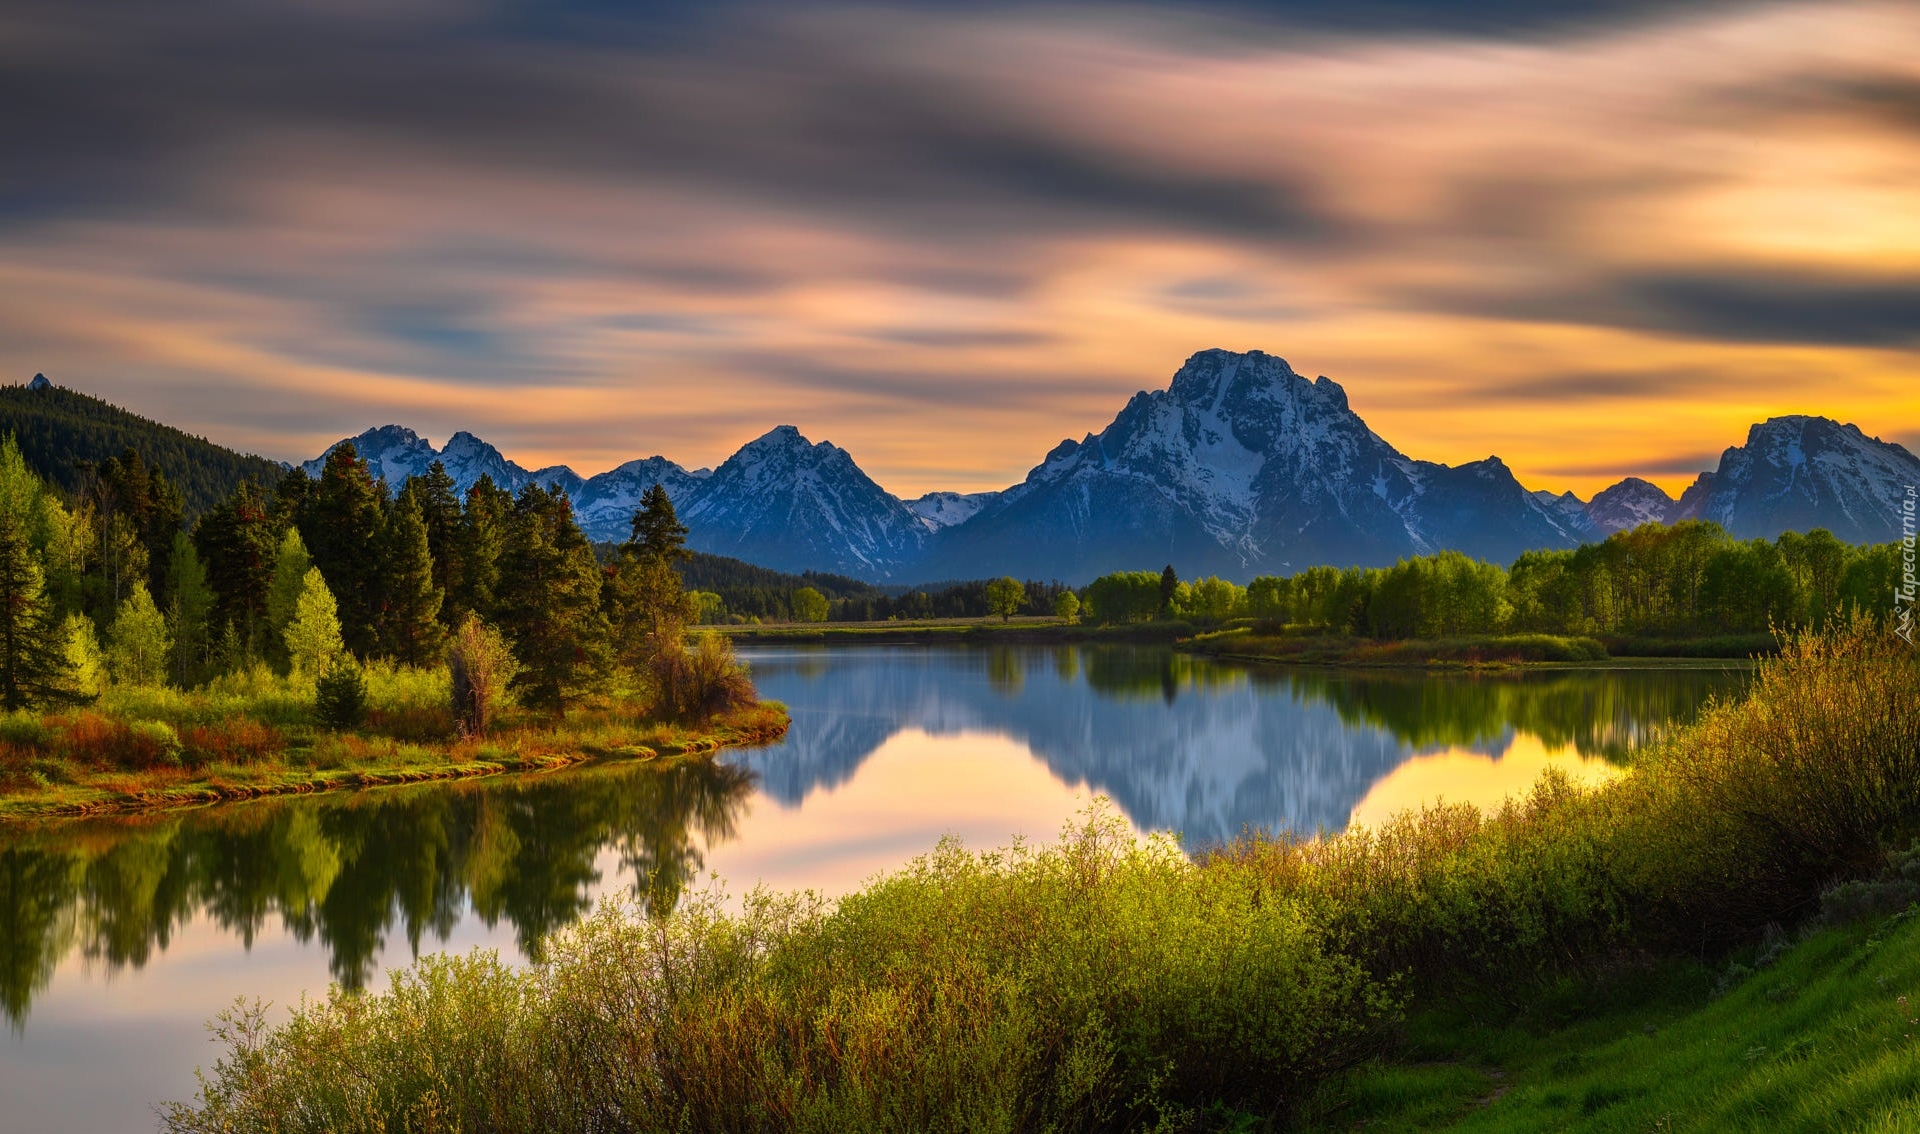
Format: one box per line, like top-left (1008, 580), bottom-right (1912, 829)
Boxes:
top-left (0, 376), bottom-right (287, 514)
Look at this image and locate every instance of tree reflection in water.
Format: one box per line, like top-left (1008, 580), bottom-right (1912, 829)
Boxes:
top-left (0, 756), bottom-right (753, 1023)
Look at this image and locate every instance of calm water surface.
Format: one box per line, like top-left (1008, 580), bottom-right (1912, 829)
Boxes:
top-left (0, 645), bottom-right (1747, 1132)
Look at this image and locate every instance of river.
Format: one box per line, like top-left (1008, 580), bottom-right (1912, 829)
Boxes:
top-left (0, 644), bottom-right (1746, 1132)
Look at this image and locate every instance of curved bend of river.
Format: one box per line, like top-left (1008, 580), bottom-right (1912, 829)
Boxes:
top-left (0, 644), bottom-right (1745, 1133)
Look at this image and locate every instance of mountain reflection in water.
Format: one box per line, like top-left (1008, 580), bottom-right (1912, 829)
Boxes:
top-left (736, 644), bottom-right (1744, 845)
top-left (0, 645), bottom-right (1745, 1027)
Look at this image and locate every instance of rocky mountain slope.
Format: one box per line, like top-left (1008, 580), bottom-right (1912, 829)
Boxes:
top-left (1671, 416), bottom-right (1919, 545)
top-left (300, 353), bottom-right (1916, 582)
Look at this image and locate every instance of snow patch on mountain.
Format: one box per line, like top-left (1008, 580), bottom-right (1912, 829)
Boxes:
top-left (1672, 416), bottom-right (1920, 544)
top-left (910, 490), bottom-right (1000, 530)
top-left (1585, 477), bottom-right (1675, 534)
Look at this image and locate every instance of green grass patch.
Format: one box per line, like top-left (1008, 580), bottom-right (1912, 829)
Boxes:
top-left (1307, 908), bottom-right (1920, 1132)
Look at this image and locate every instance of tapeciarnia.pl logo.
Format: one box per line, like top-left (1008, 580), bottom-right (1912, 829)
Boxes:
top-left (1898, 484), bottom-right (1916, 646)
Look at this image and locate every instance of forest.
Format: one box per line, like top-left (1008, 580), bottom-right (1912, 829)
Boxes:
top-left (1080, 521), bottom-right (1903, 641)
top-left (0, 434), bottom-right (774, 815)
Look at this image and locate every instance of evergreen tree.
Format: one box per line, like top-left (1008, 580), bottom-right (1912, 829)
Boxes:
top-left (314, 656), bottom-right (368, 731)
top-left (62, 613), bottom-right (106, 698)
top-left (495, 484), bottom-right (609, 711)
top-left (626, 484), bottom-right (690, 564)
top-left (285, 567), bottom-right (346, 678)
top-left (192, 482), bottom-right (276, 661)
top-left (1159, 564), bottom-right (1179, 618)
top-left (303, 443), bottom-right (385, 656)
top-left (263, 528), bottom-right (313, 671)
top-left (166, 532), bottom-right (215, 687)
top-left (407, 461), bottom-right (464, 625)
top-left (453, 475), bottom-right (513, 624)
top-left (106, 581), bottom-right (171, 689)
top-left (379, 493), bottom-right (446, 666)
top-left (0, 508), bottom-right (75, 710)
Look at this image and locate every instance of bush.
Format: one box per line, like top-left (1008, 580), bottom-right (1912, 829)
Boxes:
top-left (163, 812), bottom-right (1392, 1134)
top-left (651, 631), bottom-right (756, 722)
top-left (447, 616), bottom-right (518, 738)
top-left (313, 658), bottom-right (369, 732)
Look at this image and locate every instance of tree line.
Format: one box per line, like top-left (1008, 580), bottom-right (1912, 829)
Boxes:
top-left (1078, 521), bottom-right (1905, 638)
top-left (0, 436), bottom-right (723, 716)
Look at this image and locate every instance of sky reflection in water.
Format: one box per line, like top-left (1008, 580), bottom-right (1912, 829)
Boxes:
top-left (0, 645), bottom-right (1745, 1133)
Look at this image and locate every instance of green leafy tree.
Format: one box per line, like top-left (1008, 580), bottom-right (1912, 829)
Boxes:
top-left (495, 484), bottom-right (610, 711)
top-left (447, 614), bottom-right (519, 738)
top-left (0, 508), bottom-right (74, 710)
top-left (106, 581), bottom-right (171, 688)
top-left (285, 567), bottom-right (346, 678)
top-left (263, 528), bottom-right (313, 671)
top-left (790, 586), bottom-right (830, 623)
top-left (1053, 591), bottom-right (1080, 623)
top-left (166, 532), bottom-right (215, 687)
top-left (378, 493), bottom-right (446, 665)
top-left (62, 613), bottom-right (106, 699)
top-left (985, 576), bottom-right (1026, 622)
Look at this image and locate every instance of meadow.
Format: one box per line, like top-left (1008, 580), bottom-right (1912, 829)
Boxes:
top-left (153, 616), bottom-right (1920, 1132)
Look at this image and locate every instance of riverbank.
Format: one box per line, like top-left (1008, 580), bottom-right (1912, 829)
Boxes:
top-left (157, 619), bottom-right (1920, 1132)
top-left (715, 615), bottom-right (1192, 645)
top-left (1182, 626), bottom-right (1778, 668)
top-left (1302, 904), bottom-right (1920, 1131)
top-left (0, 697), bottom-right (788, 823)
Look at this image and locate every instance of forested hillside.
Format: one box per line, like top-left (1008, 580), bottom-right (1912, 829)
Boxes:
top-left (0, 377), bottom-right (286, 515)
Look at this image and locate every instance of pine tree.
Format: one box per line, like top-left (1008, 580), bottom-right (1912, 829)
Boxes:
top-left (106, 581), bottom-right (171, 689)
top-left (408, 461), bottom-right (464, 625)
top-left (167, 532), bottom-right (215, 687)
top-left (285, 567), bottom-right (346, 678)
top-left (303, 443), bottom-right (385, 656)
top-left (626, 484), bottom-right (690, 564)
top-left (495, 484), bottom-right (609, 711)
top-left (453, 475), bottom-right (513, 623)
top-left (379, 493), bottom-right (445, 665)
top-left (0, 508), bottom-right (74, 710)
top-left (1159, 564), bottom-right (1179, 618)
top-left (607, 483), bottom-right (696, 676)
top-left (193, 482), bottom-right (277, 659)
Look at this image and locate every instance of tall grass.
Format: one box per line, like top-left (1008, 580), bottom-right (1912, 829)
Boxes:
top-left (161, 618), bottom-right (1920, 1132)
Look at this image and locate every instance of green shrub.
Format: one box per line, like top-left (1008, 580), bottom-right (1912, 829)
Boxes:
top-left (313, 658), bottom-right (369, 732)
top-left (128, 720), bottom-right (183, 766)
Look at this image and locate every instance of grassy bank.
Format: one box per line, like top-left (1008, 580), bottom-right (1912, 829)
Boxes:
top-left (1307, 905), bottom-right (1920, 1132)
top-left (718, 615), bottom-right (1193, 645)
top-left (1184, 626), bottom-right (1778, 668)
top-left (160, 619), bottom-right (1918, 1132)
top-left (0, 664), bottom-right (787, 822)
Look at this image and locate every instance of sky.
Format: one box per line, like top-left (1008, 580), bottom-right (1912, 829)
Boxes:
top-left (1, 0), bottom-right (1917, 499)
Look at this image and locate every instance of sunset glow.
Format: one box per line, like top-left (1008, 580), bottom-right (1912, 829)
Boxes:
top-left (0, 0), bottom-right (1915, 496)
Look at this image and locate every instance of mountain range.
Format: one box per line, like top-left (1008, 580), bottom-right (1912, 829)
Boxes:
top-left (297, 348), bottom-right (1920, 582)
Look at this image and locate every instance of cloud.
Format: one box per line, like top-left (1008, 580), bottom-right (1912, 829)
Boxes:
top-left (0, 0), bottom-right (1916, 499)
